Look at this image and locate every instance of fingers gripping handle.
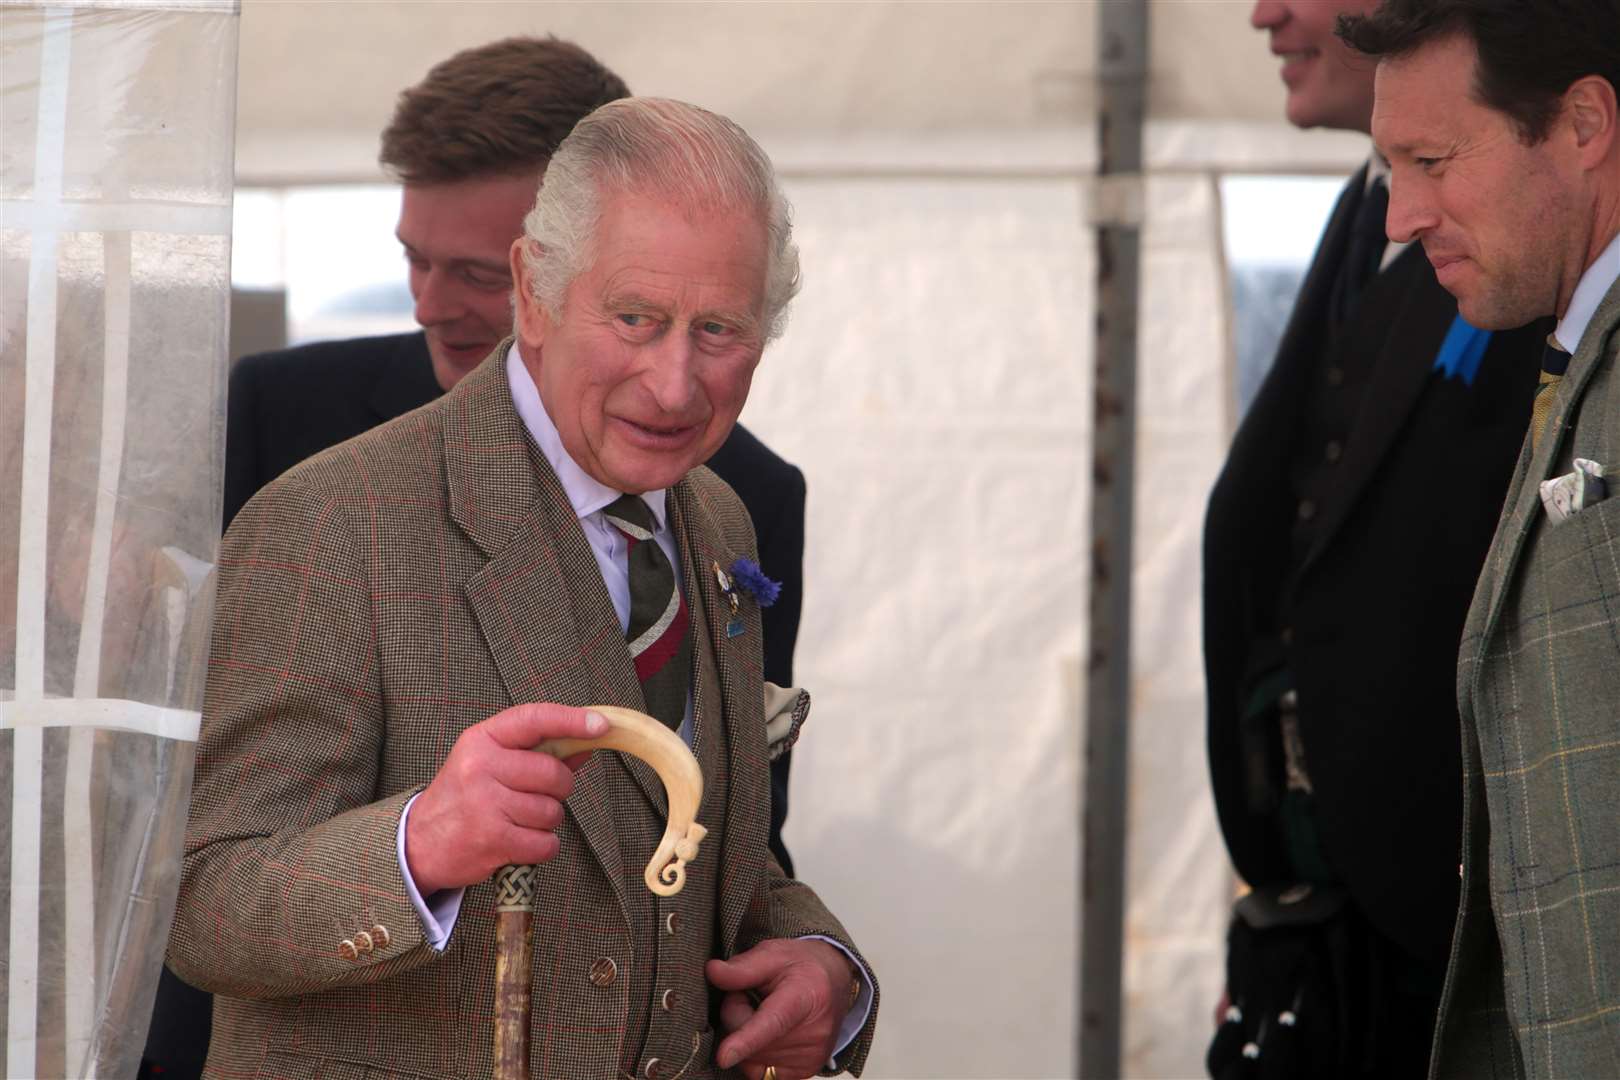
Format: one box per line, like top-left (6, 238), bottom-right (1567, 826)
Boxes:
top-left (535, 704), bottom-right (708, 896)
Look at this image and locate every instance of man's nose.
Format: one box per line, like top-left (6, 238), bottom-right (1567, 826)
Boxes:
top-left (644, 331), bottom-right (699, 413)
top-left (412, 268), bottom-right (464, 327)
top-left (1250, 0), bottom-right (1285, 31)
top-left (1383, 173), bottom-right (1437, 246)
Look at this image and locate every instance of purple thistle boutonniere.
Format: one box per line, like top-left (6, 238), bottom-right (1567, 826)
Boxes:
top-left (728, 556), bottom-right (780, 608)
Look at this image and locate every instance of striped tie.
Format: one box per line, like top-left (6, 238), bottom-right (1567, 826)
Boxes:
top-left (603, 494), bottom-right (691, 731)
top-left (1530, 336), bottom-right (1573, 452)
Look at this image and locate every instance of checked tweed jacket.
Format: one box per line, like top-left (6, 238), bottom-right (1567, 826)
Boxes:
top-left (168, 349), bottom-right (877, 1080)
top-left (1433, 274), bottom-right (1620, 1078)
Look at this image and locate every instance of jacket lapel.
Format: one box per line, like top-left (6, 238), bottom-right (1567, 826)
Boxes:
top-left (1470, 280), bottom-right (1620, 661)
top-left (1300, 247), bottom-right (1449, 572)
top-left (447, 345), bottom-right (645, 921)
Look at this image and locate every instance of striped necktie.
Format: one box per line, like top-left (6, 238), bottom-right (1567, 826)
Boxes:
top-left (603, 494), bottom-right (691, 731)
top-left (1530, 336), bottom-right (1573, 452)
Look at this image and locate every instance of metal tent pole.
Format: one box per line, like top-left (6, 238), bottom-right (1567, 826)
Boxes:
top-left (1080, 1), bottom-right (1148, 1077)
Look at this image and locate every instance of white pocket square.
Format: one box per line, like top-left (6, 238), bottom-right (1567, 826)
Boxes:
top-left (1539, 458), bottom-right (1609, 524)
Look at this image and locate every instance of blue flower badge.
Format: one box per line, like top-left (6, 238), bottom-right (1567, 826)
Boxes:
top-left (713, 557), bottom-right (779, 638)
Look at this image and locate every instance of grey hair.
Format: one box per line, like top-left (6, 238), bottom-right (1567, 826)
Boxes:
top-left (520, 97), bottom-right (801, 342)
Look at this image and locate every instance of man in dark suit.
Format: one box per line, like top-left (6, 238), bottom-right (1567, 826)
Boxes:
top-left (144, 37), bottom-right (805, 1080)
top-left (1202, 4), bottom-right (1547, 1077)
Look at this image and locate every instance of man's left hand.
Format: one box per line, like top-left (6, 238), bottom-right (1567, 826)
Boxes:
top-left (707, 938), bottom-right (856, 1080)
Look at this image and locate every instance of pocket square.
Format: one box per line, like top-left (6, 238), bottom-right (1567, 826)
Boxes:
top-left (1539, 458), bottom-right (1609, 524)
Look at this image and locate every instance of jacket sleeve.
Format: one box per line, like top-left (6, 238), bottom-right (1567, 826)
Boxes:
top-left (168, 471), bottom-right (438, 998)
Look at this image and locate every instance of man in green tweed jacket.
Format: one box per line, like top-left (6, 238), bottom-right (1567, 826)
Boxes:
top-left (1342, 2), bottom-right (1620, 1076)
top-left (168, 97), bottom-right (877, 1080)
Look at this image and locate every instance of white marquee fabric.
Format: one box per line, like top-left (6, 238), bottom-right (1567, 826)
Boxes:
top-left (0, 2), bottom-right (236, 1076)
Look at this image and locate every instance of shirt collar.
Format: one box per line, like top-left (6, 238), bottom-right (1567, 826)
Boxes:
top-left (1555, 229), bottom-right (1620, 355)
top-left (1365, 153), bottom-right (1390, 193)
top-left (506, 342), bottom-right (668, 530)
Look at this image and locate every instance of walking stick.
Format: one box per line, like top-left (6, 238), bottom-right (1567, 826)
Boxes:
top-left (492, 705), bottom-right (708, 1080)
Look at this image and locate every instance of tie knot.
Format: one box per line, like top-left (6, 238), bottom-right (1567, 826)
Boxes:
top-left (1542, 337), bottom-right (1572, 377)
top-left (604, 493), bottom-right (656, 540)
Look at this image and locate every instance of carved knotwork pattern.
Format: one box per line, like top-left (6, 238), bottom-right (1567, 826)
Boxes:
top-left (494, 864), bottom-right (537, 911)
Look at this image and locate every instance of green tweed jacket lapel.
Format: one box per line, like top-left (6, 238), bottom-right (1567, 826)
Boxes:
top-left (447, 347), bottom-right (647, 923)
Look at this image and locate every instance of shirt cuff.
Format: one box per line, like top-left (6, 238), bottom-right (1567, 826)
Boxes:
top-left (398, 792), bottom-right (464, 950)
top-left (800, 935), bottom-right (873, 1069)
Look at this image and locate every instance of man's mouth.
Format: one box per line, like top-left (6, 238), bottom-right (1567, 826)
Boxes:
top-left (617, 416), bottom-right (704, 447)
top-left (1275, 47), bottom-right (1318, 79)
top-left (1427, 251), bottom-right (1470, 287)
top-left (433, 338), bottom-right (495, 361)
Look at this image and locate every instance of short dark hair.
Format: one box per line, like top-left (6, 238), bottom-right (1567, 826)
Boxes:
top-left (1337, 0), bottom-right (1620, 144)
top-left (379, 36), bottom-right (630, 183)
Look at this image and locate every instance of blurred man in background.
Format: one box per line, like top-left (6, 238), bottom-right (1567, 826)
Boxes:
top-left (1202, 2), bottom-right (1546, 1075)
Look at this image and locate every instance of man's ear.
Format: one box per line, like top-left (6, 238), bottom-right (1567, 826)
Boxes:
top-left (1565, 74), bottom-right (1617, 170)
top-left (510, 237), bottom-right (550, 345)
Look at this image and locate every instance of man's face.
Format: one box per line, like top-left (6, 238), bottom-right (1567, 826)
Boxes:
top-left (1374, 34), bottom-right (1582, 329)
top-left (1251, 0), bottom-right (1379, 132)
top-left (397, 173), bottom-right (538, 390)
top-left (511, 189), bottom-right (768, 494)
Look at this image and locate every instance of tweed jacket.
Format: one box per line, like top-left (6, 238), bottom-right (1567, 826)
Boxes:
top-left (1433, 275), bottom-right (1620, 1078)
top-left (168, 350), bottom-right (876, 1079)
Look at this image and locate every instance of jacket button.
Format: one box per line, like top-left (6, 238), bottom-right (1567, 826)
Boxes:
top-left (370, 924), bottom-right (391, 950)
top-left (589, 957), bottom-right (619, 987)
top-left (353, 931), bottom-right (374, 955)
top-left (338, 939), bottom-right (359, 961)
top-left (660, 988), bottom-right (678, 1012)
top-left (664, 912), bottom-right (680, 936)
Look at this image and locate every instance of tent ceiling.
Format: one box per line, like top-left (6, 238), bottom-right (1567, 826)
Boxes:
top-left (236, 0), bottom-right (1291, 182)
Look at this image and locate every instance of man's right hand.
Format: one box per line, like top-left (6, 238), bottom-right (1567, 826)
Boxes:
top-left (404, 703), bottom-right (607, 895)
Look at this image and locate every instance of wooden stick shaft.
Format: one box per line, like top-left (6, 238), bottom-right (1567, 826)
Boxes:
top-left (493, 901), bottom-right (532, 1080)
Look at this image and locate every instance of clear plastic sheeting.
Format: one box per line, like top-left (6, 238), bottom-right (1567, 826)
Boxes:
top-left (0, 2), bottom-right (237, 1077)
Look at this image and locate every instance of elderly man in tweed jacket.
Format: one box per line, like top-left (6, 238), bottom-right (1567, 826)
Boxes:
top-left (168, 98), bottom-right (877, 1080)
top-left (1342, 2), bottom-right (1620, 1076)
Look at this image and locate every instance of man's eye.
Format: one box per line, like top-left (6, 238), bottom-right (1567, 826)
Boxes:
top-left (698, 320), bottom-right (732, 337)
top-left (1416, 156), bottom-right (1444, 171)
top-left (616, 313), bottom-right (660, 337)
top-left (458, 267), bottom-right (509, 290)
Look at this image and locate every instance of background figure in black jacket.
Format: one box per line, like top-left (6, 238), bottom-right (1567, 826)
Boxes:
top-left (144, 36), bottom-right (806, 1080)
top-left (1203, 4), bottom-right (1548, 1077)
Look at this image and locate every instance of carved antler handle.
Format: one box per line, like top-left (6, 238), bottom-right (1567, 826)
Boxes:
top-left (493, 705), bottom-right (707, 1080)
top-left (534, 704), bottom-right (708, 894)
